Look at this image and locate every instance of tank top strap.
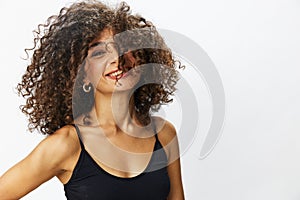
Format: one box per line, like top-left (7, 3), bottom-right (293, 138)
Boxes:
top-left (151, 121), bottom-right (158, 139)
top-left (70, 124), bottom-right (85, 149)
top-left (151, 121), bottom-right (163, 150)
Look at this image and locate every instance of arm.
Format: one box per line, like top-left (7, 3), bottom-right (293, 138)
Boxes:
top-left (167, 157), bottom-right (185, 200)
top-left (154, 117), bottom-right (185, 200)
top-left (0, 125), bottom-right (78, 199)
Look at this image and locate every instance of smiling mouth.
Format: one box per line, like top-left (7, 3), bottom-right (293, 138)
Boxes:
top-left (105, 67), bottom-right (132, 80)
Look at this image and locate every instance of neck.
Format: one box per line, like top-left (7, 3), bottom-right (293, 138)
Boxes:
top-left (90, 90), bottom-right (136, 130)
top-left (79, 90), bottom-right (153, 138)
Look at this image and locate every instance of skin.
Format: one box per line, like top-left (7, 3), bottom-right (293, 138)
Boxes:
top-left (0, 29), bottom-right (184, 200)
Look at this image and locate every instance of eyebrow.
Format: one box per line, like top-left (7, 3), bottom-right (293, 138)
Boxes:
top-left (89, 41), bottom-right (106, 49)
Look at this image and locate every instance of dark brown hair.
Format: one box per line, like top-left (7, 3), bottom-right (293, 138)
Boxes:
top-left (17, 0), bottom-right (181, 135)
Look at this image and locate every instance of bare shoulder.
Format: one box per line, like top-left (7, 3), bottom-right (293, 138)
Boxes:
top-left (151, 116), bottom-right (179, 161)
top-left (152, 116), bottom-right (177, 143)
top-left (0, 125), bottom-right (81, 199)
top-left (34, 124), bottom-right (80, 171)
top-left (45, 125), bottom-right (79, 151)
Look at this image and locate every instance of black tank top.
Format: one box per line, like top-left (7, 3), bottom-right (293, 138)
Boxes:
top-left (64, 124), bottom-right (170, 200)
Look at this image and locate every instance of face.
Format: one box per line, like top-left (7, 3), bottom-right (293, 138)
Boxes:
top-left (84, 28), bottom-right (141, 94)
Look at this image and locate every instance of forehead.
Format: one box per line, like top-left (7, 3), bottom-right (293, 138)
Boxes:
top-left (90, 28), bottom-right (114, 47)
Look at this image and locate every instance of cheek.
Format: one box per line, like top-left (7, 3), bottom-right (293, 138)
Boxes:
top-left (86, 60), bottom-right (106, 85)
top-left (118, 69), bottom-right (142, 88)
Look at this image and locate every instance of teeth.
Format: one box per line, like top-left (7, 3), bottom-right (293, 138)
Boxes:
top-left (109, 70), bottom-right (123, 77)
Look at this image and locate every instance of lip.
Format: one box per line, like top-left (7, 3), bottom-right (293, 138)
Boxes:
top-left (105, 66), bottom-right (132, 75)
top-left (106, 71), bottom-right (129, 80)
top-left (105, 68), bottom-right (120, 76)
top-left (105, 66), bottom-right (133, 79)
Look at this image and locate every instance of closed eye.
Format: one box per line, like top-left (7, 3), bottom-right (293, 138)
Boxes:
top-left (91, 50), bottom-right (106, 57)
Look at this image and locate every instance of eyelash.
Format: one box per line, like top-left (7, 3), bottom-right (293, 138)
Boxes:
top-left (91, 50), bottom-right (106, 57)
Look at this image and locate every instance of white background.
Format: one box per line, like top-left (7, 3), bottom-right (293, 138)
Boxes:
top-left (0, 0), bottom-right (300, 199)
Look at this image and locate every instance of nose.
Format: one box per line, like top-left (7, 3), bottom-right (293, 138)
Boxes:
top-left (107, 42), bottom-right (119, 67)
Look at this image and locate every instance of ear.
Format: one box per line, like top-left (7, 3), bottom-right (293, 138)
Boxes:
top-left (83, 79), bottom-right (91, 86)
top-left (82, 59), bottom-right (90, 72)
top-left (81, 59), bottom-right (91, 84)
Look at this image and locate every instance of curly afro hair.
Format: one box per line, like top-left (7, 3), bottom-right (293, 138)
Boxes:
top-left (17, 0), bottom-right (182, 135)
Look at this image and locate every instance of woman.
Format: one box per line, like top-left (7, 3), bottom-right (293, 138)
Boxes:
top-left (0, 1), bottom-right (185, 199)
